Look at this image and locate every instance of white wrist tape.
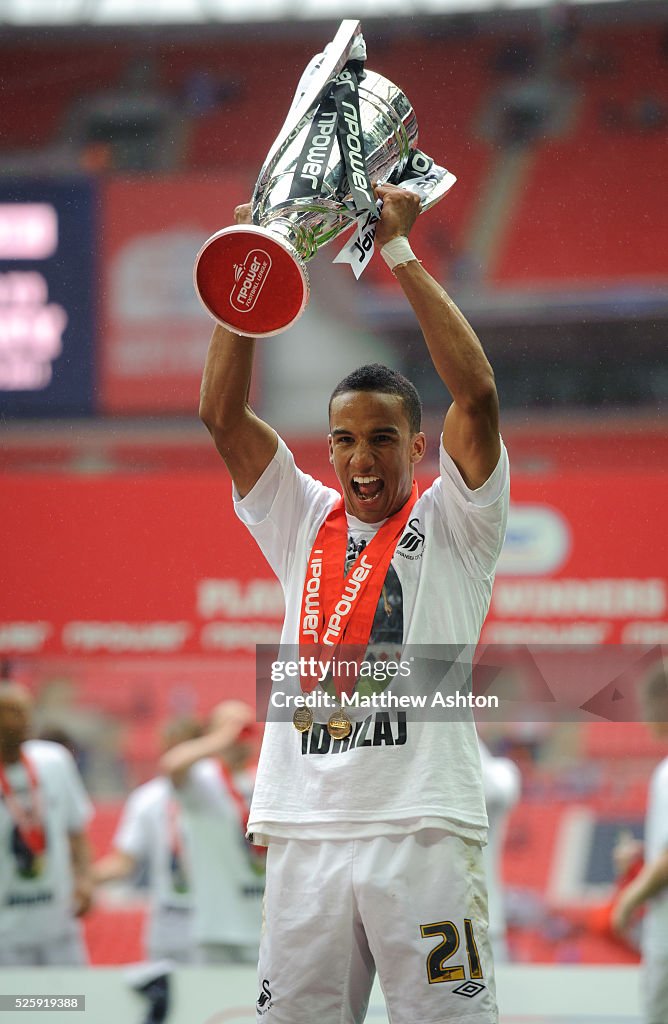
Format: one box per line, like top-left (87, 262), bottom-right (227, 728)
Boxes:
top-left (380, 236), bottom-right (418, 273)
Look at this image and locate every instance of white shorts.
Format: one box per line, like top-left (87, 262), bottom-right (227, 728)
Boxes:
top-left (0, 922), bottom-right (87, 967)
top-left (256, 830), bottom-right (497, 1024)
top-left (643, 955), bottom-right (668, 1024)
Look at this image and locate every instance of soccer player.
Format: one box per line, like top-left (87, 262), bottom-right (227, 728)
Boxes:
top-left (479, 740), bottom-right (521, 962)
top-left (200, 184), bottom-right (509, 1023)
top-left (160, 701), bottom-right (264, 965)
top-left (0, 681), bottom-right (93, 966)
top-left (93, 716), bottom-right (203, 964)
top-left (612, 662), bottom-right (668, 1024)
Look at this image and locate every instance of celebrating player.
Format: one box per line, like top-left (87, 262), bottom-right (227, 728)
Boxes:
top-left (0, 681), bottom-right (93, 966)
top-left (199, 184), bottom-right (509, 1023)
top-left (612, 662), bottom-right (668, 1024)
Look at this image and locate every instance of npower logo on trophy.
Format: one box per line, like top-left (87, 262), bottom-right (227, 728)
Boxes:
top-left (230, 249), bottom-right (272, 313)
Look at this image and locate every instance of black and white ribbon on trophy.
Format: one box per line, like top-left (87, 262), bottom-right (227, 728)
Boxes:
top-left (333, 148), bottom-right (453, 280)
top-left (285, 33), bottom-right (452, 280)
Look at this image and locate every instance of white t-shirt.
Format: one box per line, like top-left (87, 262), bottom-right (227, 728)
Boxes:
top-left (175, 759), bottom-right (264, 948)
top-left (643, 755), bottom-right (668, 957)
top-left (0, 740), bottom-right (93, 944)
top-left (113, 776), bottom-right (194, 960)
top-left (235, 435), bottom-right (510, 844)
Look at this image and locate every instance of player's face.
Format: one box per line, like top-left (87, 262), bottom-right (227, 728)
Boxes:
top-left (0, 687), bottom-right (32, 754)
top-left (328, 391), bottom-right (425, 524)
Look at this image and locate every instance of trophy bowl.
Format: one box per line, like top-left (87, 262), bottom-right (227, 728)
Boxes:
top-left (194, 25), bottom-right (455, 338)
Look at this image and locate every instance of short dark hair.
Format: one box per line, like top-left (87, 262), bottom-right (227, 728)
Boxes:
top-left (329, 363), bottom-right (422, 434)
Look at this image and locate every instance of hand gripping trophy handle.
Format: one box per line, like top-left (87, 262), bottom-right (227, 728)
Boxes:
top-left (194, 20), bottom-right (456, 338)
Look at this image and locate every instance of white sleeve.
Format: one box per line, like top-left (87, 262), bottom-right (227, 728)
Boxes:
top-left (58, 747), bottom-right (94, 833)
top-left (233, 436), bottom-right (337, 585)
top-left (434, 438), bottom-right (510, 580)
top-left (113, 789), bottom-right (150, 860)
top-left (650, 761), bottom-right (668, 852)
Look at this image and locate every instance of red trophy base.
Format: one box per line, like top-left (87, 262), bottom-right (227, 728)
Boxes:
top-left (194, 226), bottom-right (310, 338)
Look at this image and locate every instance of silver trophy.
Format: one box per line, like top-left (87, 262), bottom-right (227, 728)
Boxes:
top-left (194, 20), bottom-right (456, 338)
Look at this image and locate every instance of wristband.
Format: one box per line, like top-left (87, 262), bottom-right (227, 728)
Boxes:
top-left (380, 236), bottom-right (420, 274)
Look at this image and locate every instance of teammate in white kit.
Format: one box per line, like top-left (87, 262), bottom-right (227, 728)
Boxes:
top-left (200, 185), bottom-right (509, 1023)
top-left (161, 701), bottom-right (264, 965)
top-left (479, 740), bottom-right (521, 962)
top-left (0, 682), bottom-right (93, 966)
top-left (93, 717), bottom-right (202, 964)
top-left (612, 662), bottom-right (668, 1024)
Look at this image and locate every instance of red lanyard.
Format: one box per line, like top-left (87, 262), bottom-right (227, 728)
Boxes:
top-left (167, 798), bottom-right (183, 860)
top-left (299, 483), bottom-right (418, 695)
top-left (0, 753), bottom-right (46, 855)
top-left (218, 762), bottom-right (251, 834)
top-left (218, 763), bottom-right (265, 858)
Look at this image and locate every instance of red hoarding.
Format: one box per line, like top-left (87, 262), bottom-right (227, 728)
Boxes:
top-left (100, 174), bottom-right (252, 413)
top-left (0, 468), bottom-right (666, 657)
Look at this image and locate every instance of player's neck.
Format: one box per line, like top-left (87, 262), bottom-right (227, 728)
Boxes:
top-left (0, 742), bottom-right (22, 765)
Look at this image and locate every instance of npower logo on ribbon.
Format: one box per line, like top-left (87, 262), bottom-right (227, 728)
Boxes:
top-left (230, 249), bottom-right (272, 312)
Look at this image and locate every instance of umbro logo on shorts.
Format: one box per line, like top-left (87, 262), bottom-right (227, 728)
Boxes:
top-left (452, 981), bottom-right (486, 999)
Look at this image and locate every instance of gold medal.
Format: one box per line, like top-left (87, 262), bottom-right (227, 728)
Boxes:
top-left (327, 709), bottom-right (352, 740)
top-left (293, 706), bottom-right (313, 733)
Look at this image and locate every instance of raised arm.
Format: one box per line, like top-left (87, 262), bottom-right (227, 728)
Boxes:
top-left (199, 205), bottom-right (278, 498)
top-left (374, 185), bottom-right (500, 490)
top-left (160, 701), bottom-right (254, 788)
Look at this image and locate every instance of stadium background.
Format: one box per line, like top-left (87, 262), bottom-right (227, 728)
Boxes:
top-left (0, 0), bottom-right (667, 994)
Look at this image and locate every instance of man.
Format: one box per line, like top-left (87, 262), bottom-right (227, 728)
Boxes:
top-left (0, 681), bottom-right (93, 966)
top-left (612, 662), bottom-right (668, 1024)
top-left (199, 185), bottom-right (509, 1023)
top-left (479, 740), bottom-right (521, 962)
top-left (94, 717), bottom-right (202, 1024)
top-left (160, 700), bottom-right (264, 965)
top-left (93, 716), bottom-right (203, 963)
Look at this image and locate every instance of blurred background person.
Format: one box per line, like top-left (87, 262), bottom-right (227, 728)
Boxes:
top-left (93, 715), bottom-right (203, 962)
top-left (612, 661), bottom-right (668, 1024)
top-left (0, 681), bottom-right (93, 966)
top-left (479, 738), bottom-right (522, 962)
top-left (160, 700), bottom-right (264, 965)
top-left (93, 715), bottom-right (202, 1024)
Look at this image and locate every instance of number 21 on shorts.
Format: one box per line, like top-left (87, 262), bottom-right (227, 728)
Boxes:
top-left (420, 918), bottom-right (483, 984)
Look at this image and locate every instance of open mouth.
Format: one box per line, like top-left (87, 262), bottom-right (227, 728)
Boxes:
top-left (352, 475), bottom-right (384, 502)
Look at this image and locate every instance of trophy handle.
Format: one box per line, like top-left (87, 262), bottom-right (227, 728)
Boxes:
top-left (256, 20), bottom-right (364, 206)
top-left (392, 150), bottom-right (458, 215)
top-left (413, 169), bottom-right (458, 214)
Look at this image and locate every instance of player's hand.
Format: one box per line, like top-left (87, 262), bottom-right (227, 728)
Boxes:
top-left (209, 699), bottom-right (255, 740)
top-left (612, 832), bottom-right (644, 877)
top-left (234, 203), bottom-right (252, 225)
top-left (610, 890), bottom-right (634, 935)
top-left (373, 183), bottom-right (421, 249)
top-left (72, 876), bottom-right (94, 917)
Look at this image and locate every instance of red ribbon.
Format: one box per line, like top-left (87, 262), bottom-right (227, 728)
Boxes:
top-left (299, 482), bottom-right (418, 697)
